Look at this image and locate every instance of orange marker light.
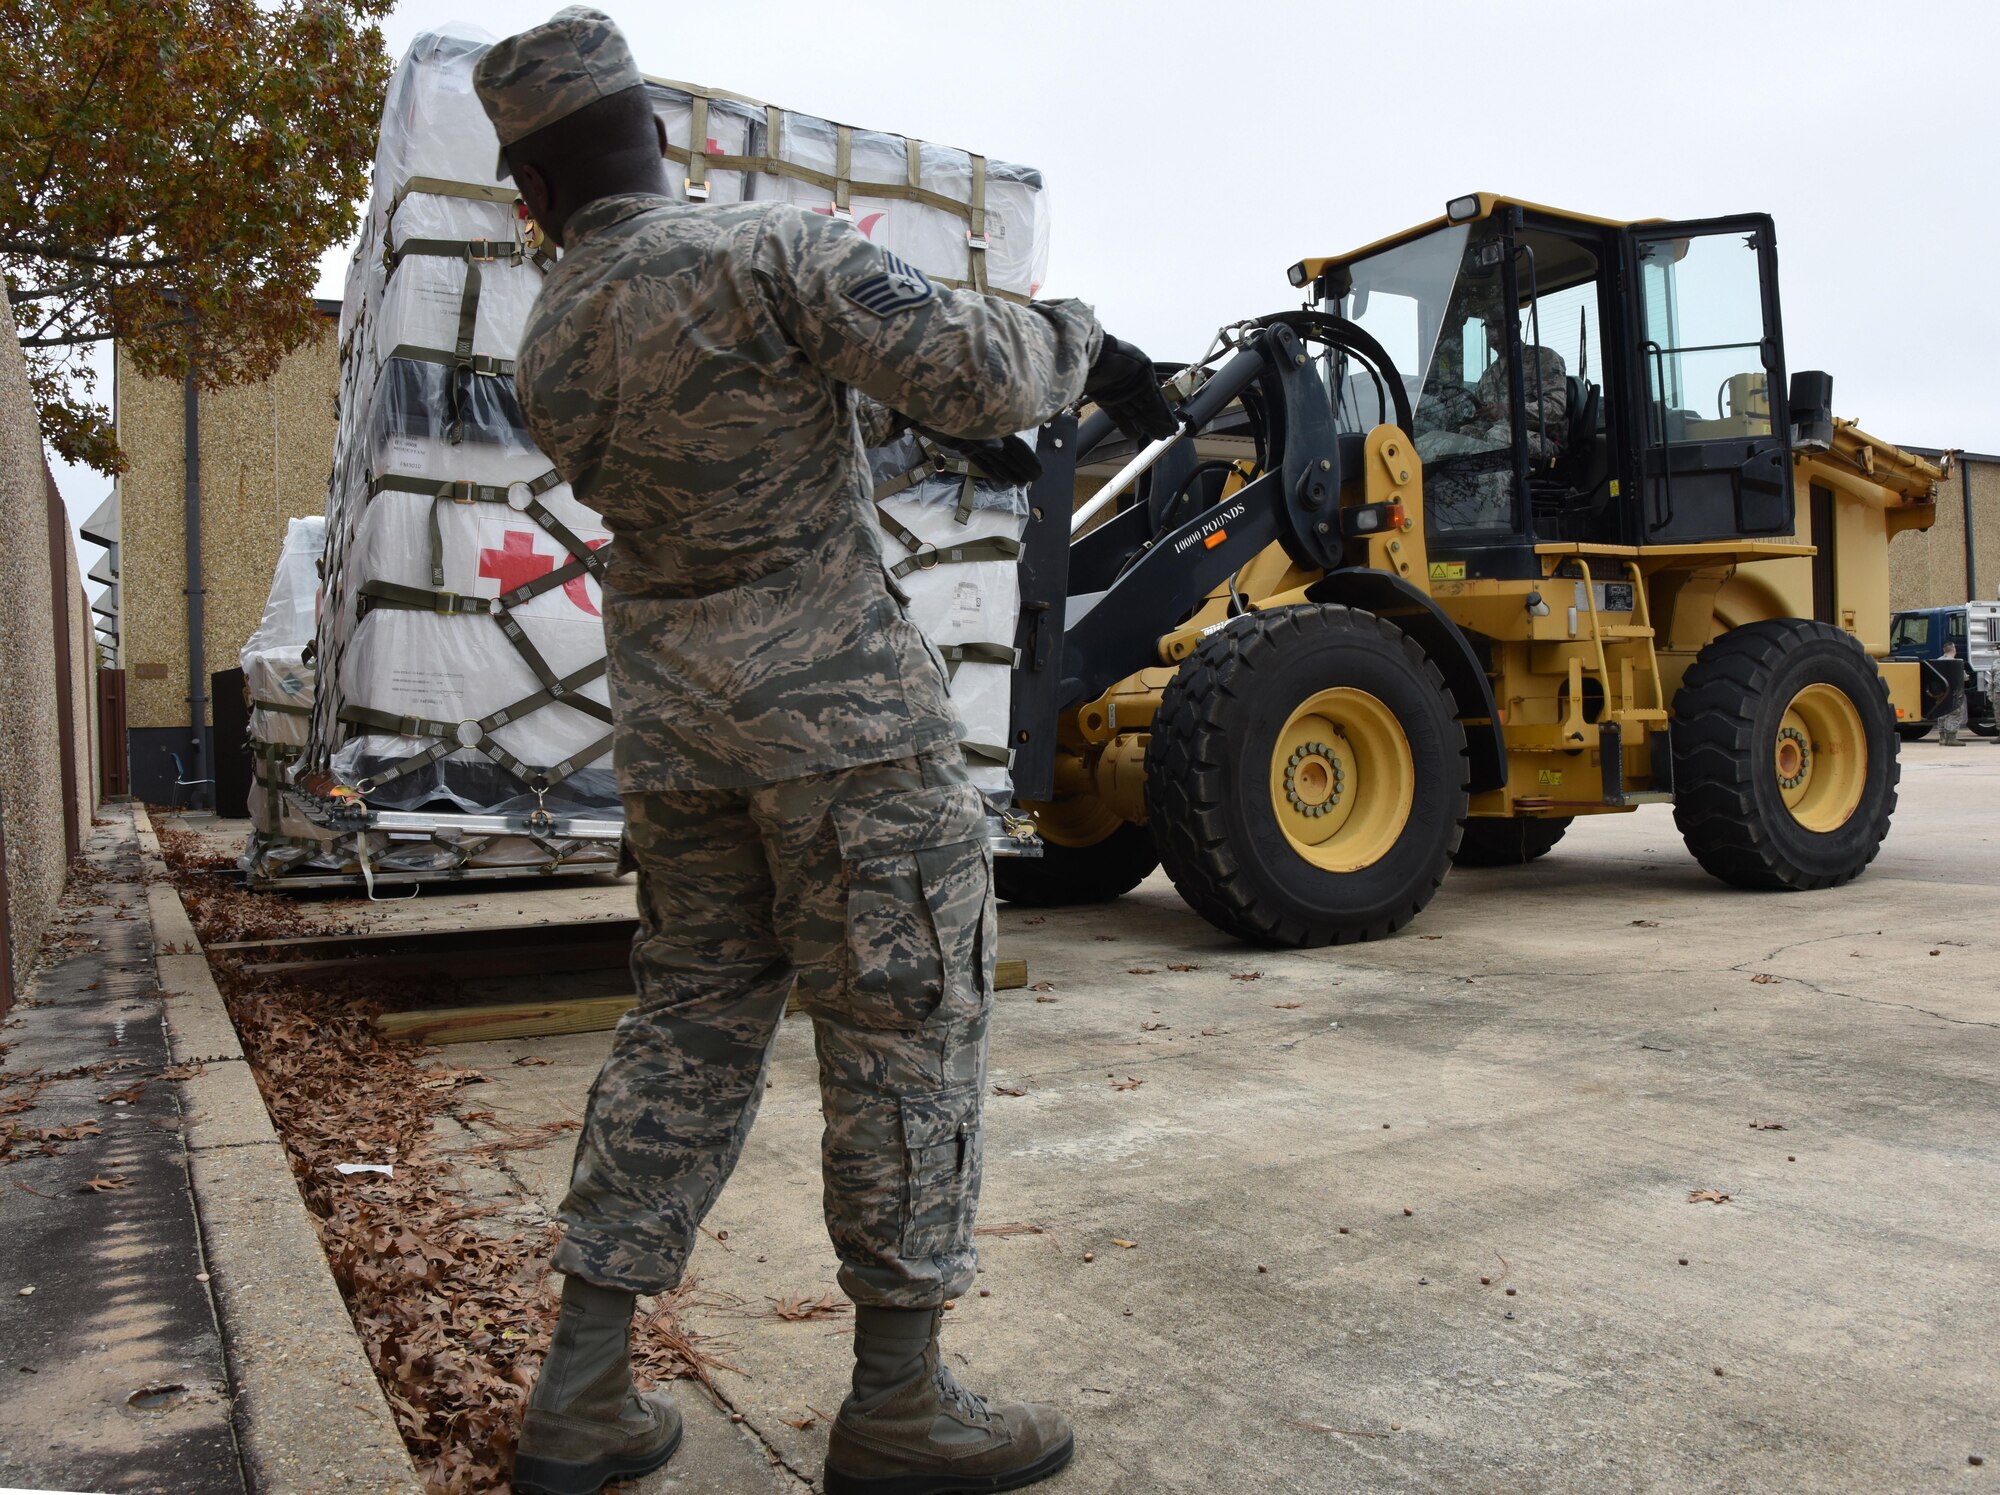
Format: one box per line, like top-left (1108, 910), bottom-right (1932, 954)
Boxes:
top-left (1204, 530), bottom-right (1227, 549)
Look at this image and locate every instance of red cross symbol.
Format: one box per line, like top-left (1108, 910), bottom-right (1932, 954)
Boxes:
top-left (477, 529), bottom-right (608, 618)
top-left (811, 206), bottom-right (886, 240)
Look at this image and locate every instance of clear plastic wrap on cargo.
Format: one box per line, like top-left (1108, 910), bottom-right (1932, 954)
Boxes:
top-left (282, 26), bottom-right (1063, 879)
top-left (241, 517), bottom-right (326, 831)
top-left (868, 435), bottom-right (1029, 800)
top-left (368, 24), bottom-right (504, 218)
top-left (646, 83), bottom-right (1050, 299)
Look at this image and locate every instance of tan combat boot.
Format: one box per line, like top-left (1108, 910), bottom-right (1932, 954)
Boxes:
top-left (511, 1276), bottom-right (683, 1495)
top-left (824, 1306), bottom-right (1074, 1494)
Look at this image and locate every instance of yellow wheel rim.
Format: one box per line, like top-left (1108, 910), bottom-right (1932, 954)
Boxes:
top-left (1775, 682), bottom-right (1866, 833)
top-left (1267, 688), bottom-right (1414, 872)
top-left (1024, 795), bottom-right (1126, 850)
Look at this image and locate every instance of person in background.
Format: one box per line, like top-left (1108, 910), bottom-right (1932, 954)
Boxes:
top-left (1936, 640), bottom-right (1968, 746)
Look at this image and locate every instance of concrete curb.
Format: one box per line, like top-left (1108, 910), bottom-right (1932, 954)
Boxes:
top-left (135, 808), bottom-right (423, 1495)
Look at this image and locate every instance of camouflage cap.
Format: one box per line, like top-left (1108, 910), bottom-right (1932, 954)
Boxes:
top-left (473, 6), bottom-right (644, 174)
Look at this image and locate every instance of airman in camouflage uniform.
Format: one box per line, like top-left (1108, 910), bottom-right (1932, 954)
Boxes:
top-left (474, 11), bottom-right (1174, 1494)
top-left (1417, 308), bottom-right (1569, 533)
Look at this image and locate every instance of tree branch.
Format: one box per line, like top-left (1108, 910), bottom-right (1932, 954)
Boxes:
top-left (18, 329), bottom-right (118, 348)
top-left (0, 238), bottom-right (182, 272)
top-left (7, 276), bottom-right (91, 306)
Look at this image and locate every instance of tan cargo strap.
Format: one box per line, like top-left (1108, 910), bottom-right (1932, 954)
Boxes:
top-left (961, 741), bottom-right (1013, 767)
top-left (871, 437), bottom-right (981, 521)
top-left (385, 342), bottom-right (516, 445)
top-left (357, 578), bottom-right (496, 616)
top-left (935, 641), bottom-right (1019, 680)
top-left (383, 238), bottom-right (509, 444)
top-left (387, 176), bottom-right (526, 215)
top-left (367, 468), bottom-right (581, 588)
top-left (685, 93), bottom-right (711, 199)
top-left (834, 124), bottom-right (853, 216)
top-left (384, 236), bottom-right (553, 276)
top-left (967, 155), bottom-right (989, 293)
top-left (645, 76), bottom-right (1018, 294)
top-left (386, 343), bottom-right (515, 378)
top-left (875, 514), bottom-right (1022, 579)
top-left (355, 537), bottom-right (609, 618)
top-left (352, 578), bottom-right (612, 721)
top-left (251, 697), bottom-right (311, 716)
top-left (339, 660), bottom-right (612, 794)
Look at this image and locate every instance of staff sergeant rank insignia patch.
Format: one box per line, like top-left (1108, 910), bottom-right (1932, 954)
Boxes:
top-left (845, 251), bottom-right (935, 317)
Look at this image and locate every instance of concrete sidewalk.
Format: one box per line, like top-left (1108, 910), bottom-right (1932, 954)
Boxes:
top-left (0, 804), bottom-right (243, 1493)
top-left (438, 741), bottom-right (1999, 1494)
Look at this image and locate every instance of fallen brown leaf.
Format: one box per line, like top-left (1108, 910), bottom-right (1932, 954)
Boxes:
top-left (1140, 1022), bottom-right (1167, 1032)
top-left (511, 1056), bottom-right (553, 1067)
top-left (991, 1084), bottom-right (1026, 1098)
top-left (1127, 967), bottom-right (1157, 975)
top-left (766, 1291), bottom-right (847, 1323)
top-left (1631, 919), bottom-right (1660, 928)
top-left (97, 1080), bottom-right (146, 1105)
top-left (1688, 1189), bottom-right (1731, 1204)
top-left (1749, 973), bottom-right (1778, 985)
top-left (1021, 915), bottom-right (1047, 925)
top-left (79, 1174), bottom-right (130, 1192)
top-left (36, 1122), bottom-right (101, 1143)
top-left (1166, 963), bottom-right (1200, 972)
top-left (1110, 1076), bottom-right (1144, 1092)
top-left (1034, 995), bottom-right (1058, 1004)
top-left (781, 1413), bottom-right (817, 1430)
top-left (1028, 981), bottom-right (1055, 992)
top-left (1747, 1121), bottom-right (1786, 1131)
top-left (1111, 1238), bottom-right (1138, 1249)
top-left (1230, 971), bottom-right (1263, 983)
top-left (1273, 1002), bottom-right (1301, 1010)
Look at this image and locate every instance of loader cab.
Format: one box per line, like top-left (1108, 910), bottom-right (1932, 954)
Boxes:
top-left (1313, 196), bottom-right (1794, 576)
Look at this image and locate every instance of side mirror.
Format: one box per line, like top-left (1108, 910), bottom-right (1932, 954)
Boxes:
top-left (1789, 370), bottom-right (1833, 452)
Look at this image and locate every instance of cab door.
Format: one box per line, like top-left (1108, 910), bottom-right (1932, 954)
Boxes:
top-left (1627, 215), bottom-right (1792, 543)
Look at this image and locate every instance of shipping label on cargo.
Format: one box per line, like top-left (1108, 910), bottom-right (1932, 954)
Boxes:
top-left (385, 665), bottom-right (472, 717)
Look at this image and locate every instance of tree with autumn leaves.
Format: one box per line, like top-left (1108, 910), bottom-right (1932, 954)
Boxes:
top-left (1, 0), bottom-right (392, 472)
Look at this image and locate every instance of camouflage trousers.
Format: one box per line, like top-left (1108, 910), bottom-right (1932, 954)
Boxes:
top-left (551, 747), bottom-right (994, 1308)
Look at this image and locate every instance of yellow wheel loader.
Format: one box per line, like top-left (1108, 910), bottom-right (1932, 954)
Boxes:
top-left (994, 194), bottom-right (1942, 946)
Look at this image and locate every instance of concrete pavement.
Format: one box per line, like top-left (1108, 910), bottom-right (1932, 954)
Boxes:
top-left (441, 739), bottom-right (1999, 1494)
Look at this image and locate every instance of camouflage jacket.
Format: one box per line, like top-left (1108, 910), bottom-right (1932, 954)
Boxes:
top-left (1476, 345), bottom-right (1569, 458)
top-left (516, 193), bottom-right (1101, 790)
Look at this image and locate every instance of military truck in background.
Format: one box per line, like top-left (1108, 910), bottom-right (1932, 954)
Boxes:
top-left (1889, 600), bottom-right (2000, 740)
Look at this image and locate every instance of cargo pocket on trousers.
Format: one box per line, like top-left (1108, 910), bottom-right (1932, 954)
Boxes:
top-left (834, 784), bottom-right (989, 1031)
top-left (900, 1085), bottom-right (982, 1260)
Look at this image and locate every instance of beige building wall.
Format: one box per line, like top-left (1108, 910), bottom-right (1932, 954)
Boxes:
top-left (115, 314), bottom-right (339, 732)
top-left (0, 298), bottom-right (97, 997)
top-left (1888, 454), bottom-right (2000, 611)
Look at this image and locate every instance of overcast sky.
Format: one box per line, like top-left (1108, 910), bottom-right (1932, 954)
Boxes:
top-left (50, 0), bottom-right (2000, 579)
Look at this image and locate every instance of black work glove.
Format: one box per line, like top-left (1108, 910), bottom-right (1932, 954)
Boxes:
top-left (924, 431), bottom-right (1043, 487)
top-left (1084, 333), bottom-right (1180, 445)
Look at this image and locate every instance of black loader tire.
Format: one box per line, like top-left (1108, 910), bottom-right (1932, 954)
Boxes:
top-left (994, 822), bottom-right (1158, 907)
top-left (1895, 722), bottom-right (1932, 743)
top-left (1672, 619), bottom-right (1899, 891)
top-left (1453, 816), bottom-right (1572, 866)
top-left (1144, 605), bottom-right (1469, 947)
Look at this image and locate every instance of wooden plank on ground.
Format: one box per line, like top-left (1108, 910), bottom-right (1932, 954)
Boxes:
top-left (375, 996), bottom-right (634, 1044)
top-left (376, 956), bottom-right (1029, 1045)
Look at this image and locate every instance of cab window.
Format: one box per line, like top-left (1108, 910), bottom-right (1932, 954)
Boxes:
top-left (1638, 233), bottom-right (1771, 441)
